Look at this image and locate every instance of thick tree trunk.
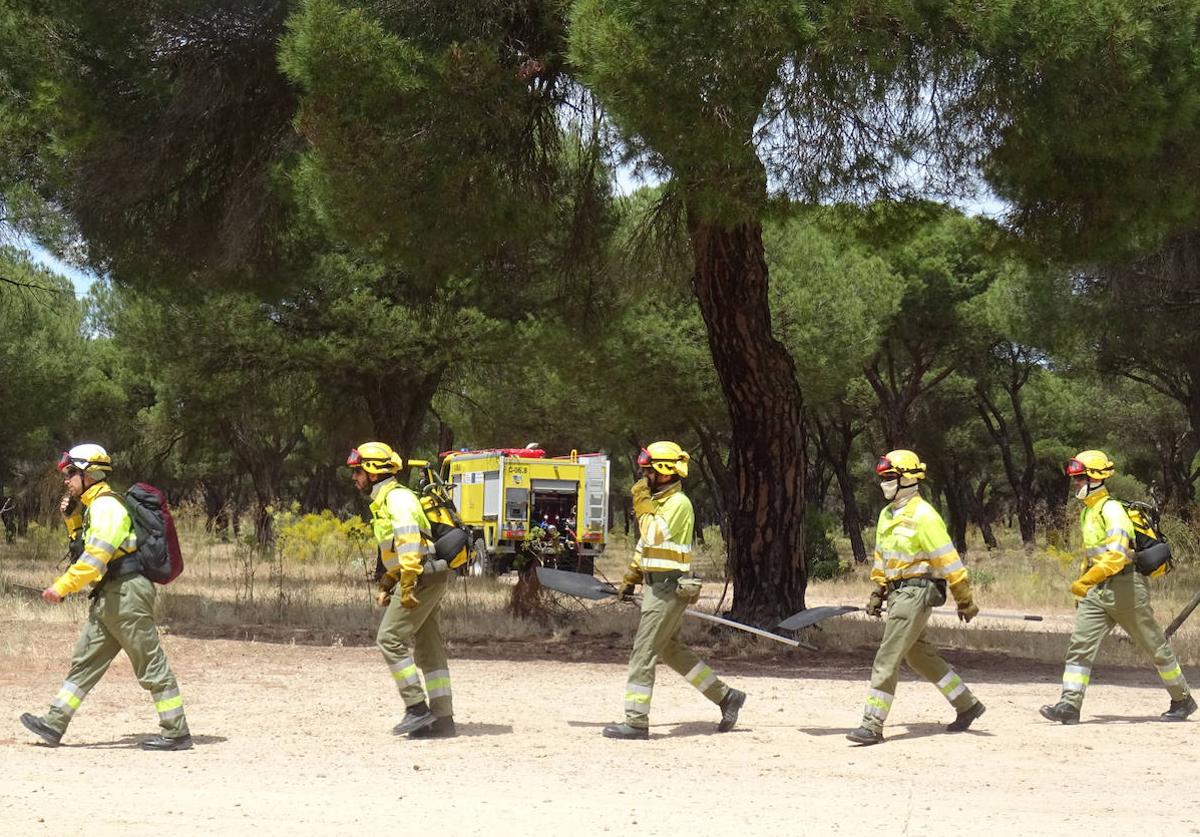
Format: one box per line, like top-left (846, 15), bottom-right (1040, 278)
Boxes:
top-left (362, 368), bottom-right (443, 455)
top-left (687, 209), bottom-right (807, 624)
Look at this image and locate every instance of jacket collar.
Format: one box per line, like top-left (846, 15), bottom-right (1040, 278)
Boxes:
top-left (370, 476), bottom-right (397, 502)
top-left (653, 481), bottom-right (684, 501)
top-left (80, 481), bottom-right (111, 508)
top-left (1082, 486), bottom-right (1110, 509)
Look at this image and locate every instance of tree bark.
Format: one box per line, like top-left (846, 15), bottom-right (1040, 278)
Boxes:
top-left (686, 208), bottom-right (807, 624)
top-left (361, 368), bottom-right (443, 456)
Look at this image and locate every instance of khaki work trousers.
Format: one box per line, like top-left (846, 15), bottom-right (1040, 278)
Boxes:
top-left (859, 582), bottom-right (977, 733)
top-left (377, 570), bottom-right (453, 717)
top-left (1058, 570), bottom-right (1190, 710)
top-left (622, 576), bottom-right (728, 729)
top-left (43, 574), bottom-right (189, 739)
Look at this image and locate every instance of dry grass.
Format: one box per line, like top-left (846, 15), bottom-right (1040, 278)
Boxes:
top-left (3, 518), bottom-right (1198, 665)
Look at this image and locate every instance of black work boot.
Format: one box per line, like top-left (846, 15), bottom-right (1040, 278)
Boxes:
top-left (20, 713), bottom-right (62, 747)
top-left (602, 723), bottom-right (649, 740)
top-left (409, 716), bottom-right (457, 739)
top-left (947, 700), bottom-right (986, 732)
top-left (392, 702), bottom-right (435, 736)
top-left (846, 726), bottom-right (884, 745)
top-left (1039, 702), bottom-right (1080, 725)
top-left (1161, 695), bottom-right (1197, 722)
top-left (141, 734), bottom-right (193, 751)
top-left (717, 688), bottom-right (746, 733)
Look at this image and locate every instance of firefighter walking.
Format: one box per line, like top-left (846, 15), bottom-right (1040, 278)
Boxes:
top-left (1040, 450), bottom-right (1195, 724)
top-left (20, 444), bottom-right (192, 750)
top-left (348, 442), bottom-right (456, 738)
top-left (602, 441), bottom-right (745, 740)
top-left (847, 450), bottom-right (984, 745)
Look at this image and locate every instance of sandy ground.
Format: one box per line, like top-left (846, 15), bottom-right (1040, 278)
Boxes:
top-left (2, 624), bottom-right (1199, 837)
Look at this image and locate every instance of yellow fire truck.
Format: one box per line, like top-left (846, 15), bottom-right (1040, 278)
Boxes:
top-left (440, 447), bottom-right (610, 575)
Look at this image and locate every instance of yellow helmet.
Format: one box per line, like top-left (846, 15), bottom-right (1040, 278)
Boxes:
top-left (638, 441), bottom-right (689, 478)
top-left (57, 443), bottom-right (113, 479)
top-left (346, 441), bottom-right (402, 476)
top-left (875, 449), bottom-right (926, 481)
top-left (1065, 450), bottom-right (1114, 481)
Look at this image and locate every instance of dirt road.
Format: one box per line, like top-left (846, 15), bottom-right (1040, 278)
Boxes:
top-left (2, 625), bottom-right (1198, 836)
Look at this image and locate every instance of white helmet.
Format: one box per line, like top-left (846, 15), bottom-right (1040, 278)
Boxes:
top-left (57, 443), bottom-right (113, 478)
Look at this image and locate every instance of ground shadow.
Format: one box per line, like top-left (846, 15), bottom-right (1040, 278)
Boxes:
top-left (661, 720), bottom-right (740, 738)
top-left (1084, 714), bottom-right (1163, 724)
top-left (453, 722), bottom-right (513, 738)
top-left (75, 733), bottom-right (227, 749)
top-left (800, 724), bottom-right (994, 743)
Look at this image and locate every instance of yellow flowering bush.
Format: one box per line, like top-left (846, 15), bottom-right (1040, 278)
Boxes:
top-left (273, 505), bottom-right (372, 564)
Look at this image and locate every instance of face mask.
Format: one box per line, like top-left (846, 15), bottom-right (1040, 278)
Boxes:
top-left (880, 479), bottom-right (899, 500)
top-left (1075, 481), bottom-right (1094, 500)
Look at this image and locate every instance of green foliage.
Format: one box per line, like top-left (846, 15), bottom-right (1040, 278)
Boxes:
top-left (805, 508), bottom-right (846, 581)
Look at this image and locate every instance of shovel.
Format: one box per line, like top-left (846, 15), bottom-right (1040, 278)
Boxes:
top-left (536, 567), bottom-right (816, 651)
top-left (777, 605), bottom-right (1044, 632)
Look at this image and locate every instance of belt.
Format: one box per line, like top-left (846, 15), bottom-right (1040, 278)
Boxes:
top-left (887, 576), bottom-right (940, 592)
top-left (645, 571), bottom-right (683, 585)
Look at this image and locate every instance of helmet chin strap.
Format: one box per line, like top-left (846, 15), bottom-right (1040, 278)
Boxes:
top-left (1076, 480), bottom-right (1103, 500)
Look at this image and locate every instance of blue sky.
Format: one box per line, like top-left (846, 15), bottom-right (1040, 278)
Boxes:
top-left (22, 241), bottom-right (97, 297)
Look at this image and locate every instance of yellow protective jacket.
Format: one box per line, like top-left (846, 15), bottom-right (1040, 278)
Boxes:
top-left (1078, 489), bottom-right (1133, 580)
top-left (369, 477), bottom-right (433, 586)
top-left (870, 495), bottom-right (967, 588)
top-left (54, 482), bottom-right (136, 598)
top-left (630, 481), bottom-right (693, 574)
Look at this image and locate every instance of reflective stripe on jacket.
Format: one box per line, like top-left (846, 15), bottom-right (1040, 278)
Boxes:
top-left (632, 482), bottom-right (693, 573)
top-left (369, 477), bottom-right (433, 581)
top-left (1080, 490), bottom-right (1133, 577)
top-left (53, 482), bottom-right (136, 597)
top-left (870, 495), bottom-right (966, 587)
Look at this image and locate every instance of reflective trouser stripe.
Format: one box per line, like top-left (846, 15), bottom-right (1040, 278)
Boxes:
top-left (624, 683), bottom-right (652, 714)
top-left (935, 670), bottom-right (967, 702)
top-left (864, 688), bottom-right (893, 721)
top-left (390, 657), bottom-right (421, 688)
top-left (425, 668), bottom-right (452, 699)
top-left (685, 662), bottom-right (716, 693)
top-left (153, 687), bottom-right (185, 721)
top-left (51, 681), bottom-right (87, 716)
top-left (1159, 662), bottom-right (1184, 687)
top-left (1063, 664), bottom-right (1090, 693)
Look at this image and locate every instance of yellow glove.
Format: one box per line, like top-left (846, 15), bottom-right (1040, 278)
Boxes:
top-left (1070, 564), bottom-right (1111, 598)
top-left (618, 566), bottom-right (643, 600)
top-left (399, 570), bottom-right (420, 609)
top-left (949, 579), bottom-right (979, 623)
top-left (865, 586), bottom-right (886, 617)
top-left (631, 478), bottom-right (655, 519)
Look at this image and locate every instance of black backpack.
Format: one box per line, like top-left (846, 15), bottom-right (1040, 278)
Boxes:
top-left (123, 483), bottom-right (185, 584)
top-left (1118, 501), bottom-right (1173, 578)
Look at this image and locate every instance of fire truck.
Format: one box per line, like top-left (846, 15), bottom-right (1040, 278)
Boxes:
top-left (439, 447), bottom-right (610, 575)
